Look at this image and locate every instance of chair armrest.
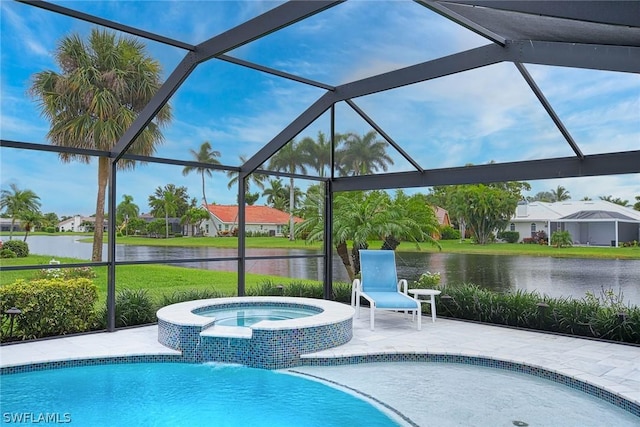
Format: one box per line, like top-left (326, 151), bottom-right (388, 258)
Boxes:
top-left (398, 278), bottom-right (408, 294)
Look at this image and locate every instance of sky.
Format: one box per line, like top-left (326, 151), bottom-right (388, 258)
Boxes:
top-left (1, 0), bottom-right (639, 218)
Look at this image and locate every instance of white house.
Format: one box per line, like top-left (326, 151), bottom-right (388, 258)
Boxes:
top-left (58, 215), bottom-right (97, 232)
top-left (508, 200), bottom-right (640, 246)
top-left (202, 205), bottom-right (302, 237)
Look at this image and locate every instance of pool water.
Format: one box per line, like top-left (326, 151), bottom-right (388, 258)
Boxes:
top-left (198, 304), bottom-right (320, 327)
top-left (0, 363), bottom-right (399, 427)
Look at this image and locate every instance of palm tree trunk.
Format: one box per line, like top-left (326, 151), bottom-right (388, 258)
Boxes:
top-left (91, 158), bottom-right (109, 262)
top-left (9, 218), bottom-right (15, 240)
top-left (289, 177), bottom-right (295, 241)
top-left (165, 211), bottom-right (169, 239)
top-left (201, 172), bottom-right (218, 236)
top-left (335, 241), bottom-right (354, 281)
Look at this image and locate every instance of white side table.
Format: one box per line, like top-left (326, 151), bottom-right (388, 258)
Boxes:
top-left (408, 289), bottom-right (441, 323)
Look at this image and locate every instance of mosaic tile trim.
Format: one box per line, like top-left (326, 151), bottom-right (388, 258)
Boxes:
top-left (0, 354), bottom-right (185, 375)
top-left (299, 353), bottom-right (640, 419)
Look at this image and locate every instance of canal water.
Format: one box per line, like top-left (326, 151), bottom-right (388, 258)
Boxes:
top-left (10, 235), bottom-right (640, 306)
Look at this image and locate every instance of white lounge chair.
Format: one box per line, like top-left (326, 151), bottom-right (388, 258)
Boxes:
top-left (351, 250), bottom-right (421, 331)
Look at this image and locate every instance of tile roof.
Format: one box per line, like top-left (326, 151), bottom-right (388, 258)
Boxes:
top-left (205, 205), bottom-right (302, 224)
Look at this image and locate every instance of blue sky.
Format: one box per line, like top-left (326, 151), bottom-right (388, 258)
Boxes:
top-left (1, 0), bottom-right (638, 217)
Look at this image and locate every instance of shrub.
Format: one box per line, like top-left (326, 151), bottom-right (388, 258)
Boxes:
top-left (45, 227), bottom-right (56, 233)
top-left (551, 230), bottom-right (573, 248)
top-left (436, 283), bottom-right (640, 344)
top-left (497, 231), bottom-right (519, 243)
top-left (0, 278), bottom-right (98, 341)
top-left (0, 249), bottom-right (17, 258)
top-left (36, 266), bottom-right (97, 280)
top-left (247, 280), bottom-right (323, 298)
top-left (412, 271), bottom-right (441, 288)
top-left (115, 289), bottom-right (157, 327)
top-left (160, 288), bottom-right (228, 306)
top-left (439, 226), bottom-right (461, 240)
top-left (2, 240), bottom-right (28, 257)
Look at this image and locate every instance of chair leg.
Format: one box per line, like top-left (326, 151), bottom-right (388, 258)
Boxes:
top-left (417, 306), bottom-right (422, 331)
top-left (430, 295), bottom-right (437, 322)
top-left (370, 306), bottom-right (375, 331)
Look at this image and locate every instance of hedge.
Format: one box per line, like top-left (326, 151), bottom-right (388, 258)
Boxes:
top-left (0, 278), bottom-right (98, 341)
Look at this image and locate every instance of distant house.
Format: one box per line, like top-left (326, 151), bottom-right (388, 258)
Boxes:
top-left (509, 200), bottom-right (640, 246)
top-left (203, 205), bottom-right (302, 237)
top-left (57, 215), bottom-right (105, 232)
top-left (431, 206), bottom-right (451, 240)
top-left (0, 218), bottom-right (23, 232)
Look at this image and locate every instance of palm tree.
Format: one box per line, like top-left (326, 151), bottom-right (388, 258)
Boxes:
top-left (551, 185), bottom-right (571, 202)
top-left (0, 184), bottom-right (41, 240)
top-left (299, 131), bottom-right (332, 178)
top-left (148, 185), bottom-right (185, 238)
top-left (226, 155), bottom-right (267, 201)
top-left (268, 140), bottom-right (308, 240)
top-left (336, 130), bottom-right (394, 176)
top-left (19, 210), bottom-right (42, 243)
top-left (29, 28), bottom-right (171, 261)
top-left (182, 141), bottom-right (221, 215)
top-left (262, 179), bottom-right (288, 211)
top-left (116, 195), bottom-right (140, 236)
top-left (600, 195), bottom-right (630, 207)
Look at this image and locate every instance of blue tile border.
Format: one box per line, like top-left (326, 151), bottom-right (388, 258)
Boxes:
top-left (1, 352), bottom-right (638, 419)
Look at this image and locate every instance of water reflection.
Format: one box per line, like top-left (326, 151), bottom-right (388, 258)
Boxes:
top-left (12, 235), bottom-right (640, 306)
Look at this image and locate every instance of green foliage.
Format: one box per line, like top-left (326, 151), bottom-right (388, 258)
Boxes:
top-left (160, 288), bottom-right (228, 306)
top-left (2, 240), bottom-right (29, 257)
top-left (1, 249), bottom-right (17, 258)
top-left (0, 278), bottom-right (98, 341)
top-left (103, 289), bottom-right (156, 328)
top-left (439, 226), bottom-right (460, 240)
top-left (36, 266), bottom-right (97, 280)
top-left (436, 283), bottom-right (639, 344)
top-left (498, 231), bottom-right (520, 243)
top-left (412, 271), bottom-right (441, 288)
top-left (247, 279), bottom-right (322, 299)
top-left (551, 230), bottom-right (573, 248)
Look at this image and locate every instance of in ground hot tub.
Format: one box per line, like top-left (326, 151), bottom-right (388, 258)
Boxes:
top-left (157, 297), bottom-right (354, 369)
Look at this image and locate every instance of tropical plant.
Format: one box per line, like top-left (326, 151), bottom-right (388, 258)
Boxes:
top-left (268, 139), bottom-right (308, 240)
top-left (148, 184), bottom-right (193, 220)
top-left (262, 179), bottom-right (288, 211)
top-left (181, 207), bottom-right (210, 236)
top-left (183, 141), bottom-right (221, 214)
top-left (550, 185), bottom-right (571, 202)
top-left (226, 155), bottom-right (267, 199)
top-left (633, 195), bottom-right (640, 211)
top-left (115, 195), bottom-right (140, 236)
top-left (336, 130), bottom-right (394, 176)
top-left (299, 131), bottom-right (333, 178)
top-left (2, 241), bottom-right (29, 258)
top-left (29, 28), bottom-right (171, 261)
top-left (551, 230), bottom-right (573, 248)
top-left (18, 210), bottom-right (42, 242)
top-left (0, 184), bottom-right (41, 240)
top-left (599, 195), bottom-right (630, 207)
top-left (40, 212), bottom-right (60, 231)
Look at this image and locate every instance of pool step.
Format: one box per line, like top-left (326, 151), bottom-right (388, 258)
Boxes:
top-left (200, 324), bottom-right (252, 339)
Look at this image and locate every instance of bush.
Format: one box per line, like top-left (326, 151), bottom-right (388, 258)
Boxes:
top-left (2, 240), bottom-right (28, 257)
top-left (0, 249), bottom-right (17, 258)
top-left (45, 227), bottom-right (56, 233)
top-left (436, 283), bottom-right (640, 344)
top-left (160, 288), bottom-right (228, 306)
top-left (412, 271), bottom-right (441, 288)
top-left (36, 266), bottom-right (97, 280)
top-left (551, 230), bottom-right (573, 248)
top-left (0, 278), bottom-right (98, 341)
top-left (115, 289), bottom-right (156, 327)
top-left (497, 231), bottom-right (520, 243)
top-left (439, 226), bottom-right (461, 240)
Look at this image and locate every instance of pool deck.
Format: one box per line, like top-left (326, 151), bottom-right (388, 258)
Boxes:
top-left (1, 309), bottom-right (639, 421)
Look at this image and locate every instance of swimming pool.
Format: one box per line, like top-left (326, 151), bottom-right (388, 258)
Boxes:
top-left (0, 363), bottom-right (401, 427)
top-left (2, 360), bottom-right (638, 426)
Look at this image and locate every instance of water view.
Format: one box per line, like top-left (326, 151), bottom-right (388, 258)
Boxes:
top-left (13, 235), bottom-right (640, 306)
